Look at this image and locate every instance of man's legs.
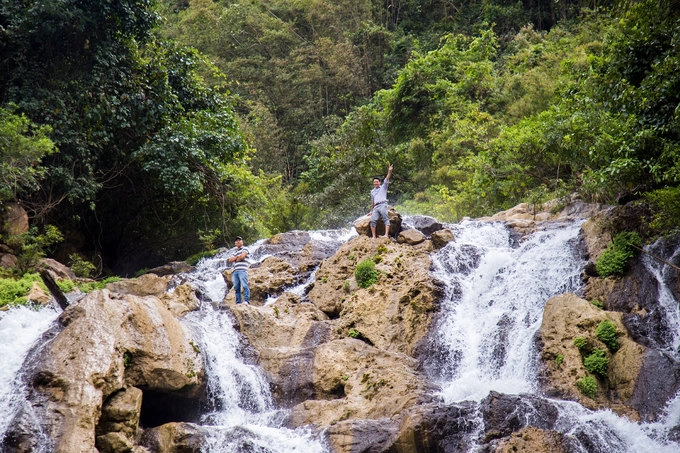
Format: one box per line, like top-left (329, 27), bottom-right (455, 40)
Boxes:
top-left (233, 271), bottom-right (242, 304)
top-left (370, 204), bottom-right (390, 239)
top-left (233, 270), bottom-right (250, 304)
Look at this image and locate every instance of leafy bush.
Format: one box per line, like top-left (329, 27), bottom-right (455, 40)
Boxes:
top-left (583, 348), bottom-right (609, 377)
top-left (595, 231), bottom-right (642, 277)
top-left (69, 254), bottom-right (97, 278)
top-left (596, 319), bottom-right (620, 352)
top-left (576, 375), bottom-right (597, 398)
top-left (355, 259), bottom-right (379, 288)
top-left (573, 336), bottom-right (588, 351)
top-left (7, 225), bottom-right (64, 274)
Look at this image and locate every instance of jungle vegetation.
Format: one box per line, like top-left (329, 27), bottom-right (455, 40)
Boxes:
top-left (1, 0), bottom-right (679, 274)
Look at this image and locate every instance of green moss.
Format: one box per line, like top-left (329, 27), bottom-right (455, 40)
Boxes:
top-left (595, 319), bottom-right (620, 352)
top-left (0, 272), bottom-right (42, 307)
top-left (590, 299), bottom-right (604, 309)
top-left (573, 336), bottom-right (588, 352)
top-left (583, 348), bottom-right (609, 377)
top-left (576, 375), bottom-right (597, 398)
top-left (355, 259), bottom-right (379, 288)
top-left (595, 231), bottom-right (642, 277)
top-left (555, 353), bottom-right (564, 367)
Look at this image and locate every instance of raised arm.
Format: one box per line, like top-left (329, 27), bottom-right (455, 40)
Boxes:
top-left (386, 164), bottom-right (393, 181)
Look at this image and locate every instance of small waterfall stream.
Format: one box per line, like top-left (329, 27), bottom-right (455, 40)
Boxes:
top-left (1, 219), bottom-right (679, 451)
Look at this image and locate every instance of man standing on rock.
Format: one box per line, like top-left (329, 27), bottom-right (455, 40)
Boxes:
top-left (228, 236), bottom-right (250, 304)
top-left (369, 163), bottom-right (393, 239)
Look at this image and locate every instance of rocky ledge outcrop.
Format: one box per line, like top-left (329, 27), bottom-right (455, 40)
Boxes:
top-left (227, 234), bottom-right (446, 436)
top-left (3, 274), bottom-right (204, 453)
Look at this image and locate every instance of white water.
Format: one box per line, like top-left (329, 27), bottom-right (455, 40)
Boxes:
top-left (0, 305), bottom-right (58, 437)
top-left (431, 220), bottom-right (585, 402)
top-left (172, 228), bottom-right (354, 452)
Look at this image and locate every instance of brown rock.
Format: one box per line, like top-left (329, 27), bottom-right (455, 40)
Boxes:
top-left (289, 339), bottom-right (433, 428)
top-left (39, 258), bottom-right (76, 280)
top-left (6, 285), bottom-right (205, 453)
top-left (495, 427), bottom-right (568, 453)
top-left (539, 293), bottom-right (644, 418)
top-left (3, 202), bottom-right (29, 236)
top-left (0, 251), bottom-right (17, 269)
top-left (308, 235), bottom-right (440, 355)
top-left (397, 229), bottom-right (426, 245)
top-left (353, 207), bottom-right (403, 238)
top-left (430, 229), bottom-right (454, 249)
top-left (106, 273), bottom-right (169, 297)
top-left (26, 282), bottom-right (51, 305)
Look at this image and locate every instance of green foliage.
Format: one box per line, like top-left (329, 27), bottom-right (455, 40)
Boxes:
top-left (576, 375), bottom-right (597, 398)
top-left (355, 259), bottom-right (379, 288)
top-left (68, 254), bottom-right (97, 279)
top-left (596, 319), bottom-right (620, 352)
top-left (0, 105), bottom-right (56, 201)
top-left (595, 231), bottom-right (642, 277)
top-left (348, 328), bottom-right (361, 338)
top-left (590, 300), bottom-right (604, 310)
top-left (197, 229), bottom-right (222, 251)
top-left (0, 273), bottom-right (43, 307)
top-left (573, 336), bottom-right (588, 352)
top-left (6, 225), bottom-right (64, 274)
top-left (57, 276), bottom-right (121, 294)
top-left (644, 187), bottom-right (680, 234)
top-left (123, 351), bottom-right (133, 368)
top-left (555, 354), bottom-right (564, 367)
top-left (583, 348), bottom-right (609, 378)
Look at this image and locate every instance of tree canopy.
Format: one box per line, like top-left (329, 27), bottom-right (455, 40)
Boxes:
top-left (1, 0), bottom-right (679, 274)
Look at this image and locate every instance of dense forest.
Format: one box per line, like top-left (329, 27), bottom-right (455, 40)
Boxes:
top-left (1, 0), bottom-right (679, 276)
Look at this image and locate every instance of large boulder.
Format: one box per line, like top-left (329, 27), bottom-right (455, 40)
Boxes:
top-left (539, 293), bottom-right (644, 418)
top-left (307, 235), bottom-right (442, 355)
top-left (353, 207), bottom-right (403, 238)
top-left (3, 279), bottom-right (205, 453)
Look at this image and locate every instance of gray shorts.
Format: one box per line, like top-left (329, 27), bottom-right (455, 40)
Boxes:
top-left (370, 203), bottom-right (389, 227)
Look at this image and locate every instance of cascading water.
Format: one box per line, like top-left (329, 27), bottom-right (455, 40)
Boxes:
top-left (430, 220), bottom-right (586, 401)
top-left (0, 305), bottom-right (58, 442)
top-left (170, 228), bottom-right (355, 452)
top-left (428, 219), bottom-right (680, 452)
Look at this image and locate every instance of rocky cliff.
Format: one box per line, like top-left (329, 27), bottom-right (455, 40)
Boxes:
top-left (3, 199), bottom-right (680, 453)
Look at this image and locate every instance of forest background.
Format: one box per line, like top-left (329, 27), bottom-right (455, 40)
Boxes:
top-left (1, 0), bottom-right (679, 277)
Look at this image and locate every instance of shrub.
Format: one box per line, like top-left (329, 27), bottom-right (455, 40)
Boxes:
top-left (555, 354), bottom-right (564, 366)
top-left (355, 259), bottom-right (379, 288)
top-left (573, 336), bottom-right (588, 351)
top-left (576, 375), bottom-right (597, 398)
top-left (583, 348), bottom-right (609, 377)
top-left (595, 319), bottom-right (620, 352)
top-left (595, 231), bottom-right (642, 277)
top-left (69, 254), bottom-right (97, 278)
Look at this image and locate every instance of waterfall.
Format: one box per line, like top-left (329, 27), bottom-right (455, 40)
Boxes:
top-left (430, 220), bottom-right (585, 401)
top-left (0, 305), bottom-right (58, 439)
top-left (429, 219), bottom-right (680, 452)
top-left (172, 228), bottom-right (354, 452)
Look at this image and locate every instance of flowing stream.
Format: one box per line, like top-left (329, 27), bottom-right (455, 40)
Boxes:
top-left (1, 220), bottom-right (679, 451)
